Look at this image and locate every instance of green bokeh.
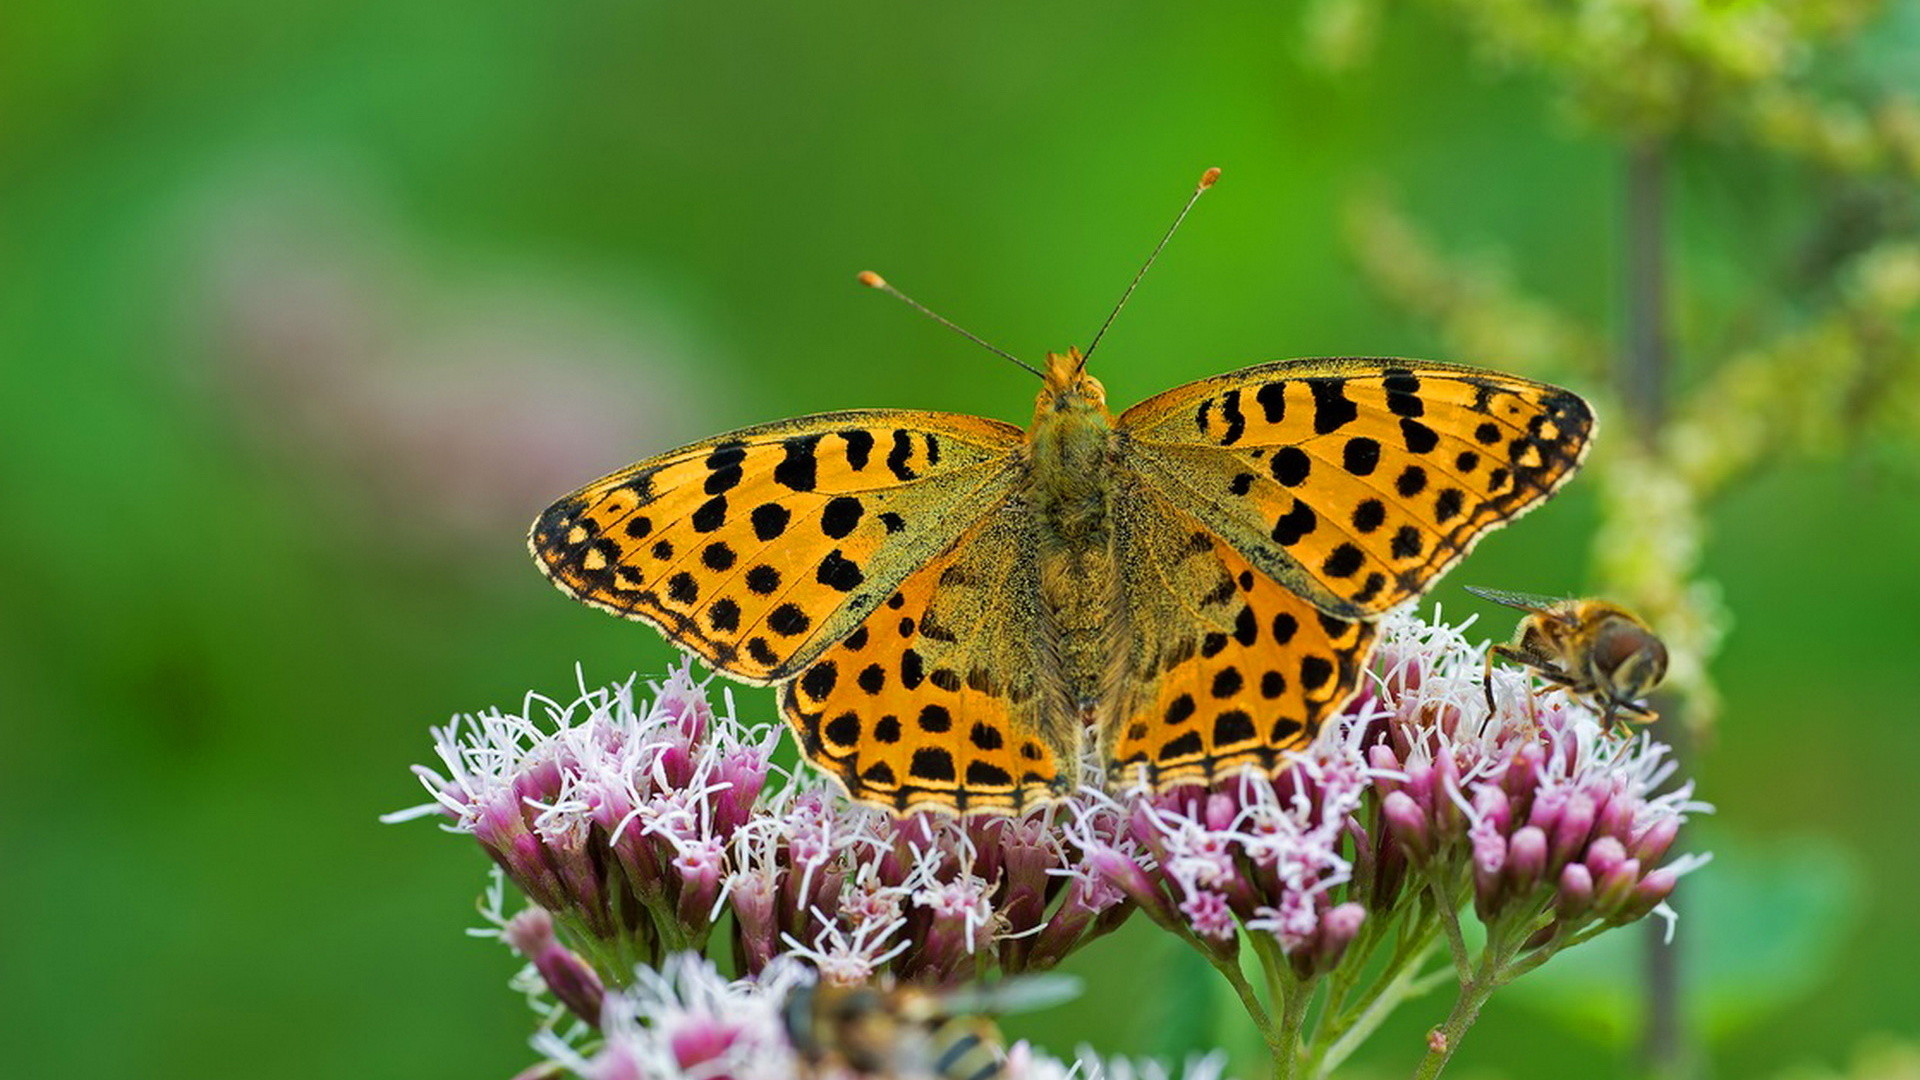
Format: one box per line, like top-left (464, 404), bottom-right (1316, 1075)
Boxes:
top-left (3, 2), bottom-right (1916, 1077)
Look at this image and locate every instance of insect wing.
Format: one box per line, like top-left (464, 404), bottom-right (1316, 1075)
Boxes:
top-left (1119, 358), bottom-right (1594, 619)
top-left (1462, 585), bottom-right (1566, 614)
top-left (531, 409), bottom-right (1023, 684)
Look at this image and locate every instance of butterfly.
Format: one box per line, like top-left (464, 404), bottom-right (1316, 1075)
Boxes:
top-left (531, 339), bottom-right (1592, 814)
top-left (531, 174), bottom-right (1593, 815)
top-left (1465, 587), bottom-right (1666, 731)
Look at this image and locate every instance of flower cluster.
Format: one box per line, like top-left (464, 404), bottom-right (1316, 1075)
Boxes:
top-left (388, 663), bottom-right (1134, 1019)
top-left (396, 608), bottom-right (1709, 1078)
top-left (1051, 611), bottom-right (1710, 1077)
top-left (527, 952), bottom-right (1230, 1080)
top-left (723, 786), bottom-right (1132, 986)
top-left (386, 666), bottom-right (776, 973)
top-left (1370, 615), bottom-right (1708, 944)
top-left (1067, 728), bottom-right (1374, 981)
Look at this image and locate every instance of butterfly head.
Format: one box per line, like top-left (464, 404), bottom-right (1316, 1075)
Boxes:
top-left (1036, 347), bottom-right (1110, 421)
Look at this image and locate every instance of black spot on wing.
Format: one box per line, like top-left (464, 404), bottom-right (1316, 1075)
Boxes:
top-left (911, 747), bottom-right (956, 782)
top-left (1255, 381), bottom-right (1286, 422)
top-left (1401, 418), bottom-right (1439, 454)
top-left (701, 542), bottom-right (736, 570)
top-left (820, 496), bottom-right (863, 539)
top-left (1342, 437), bottom-right (1380, 476)
top-left (1213, 710), bottom-right (1256, 745)
top-left (774, 435), bottom-right (821, 492)
top-left (886, 429), bottom-right (918, 481)
top-left (1307, 378), bottom-right (1359, 434)
top-left (816, 550), bottom-right (864, 592)
top-left (839, 429), bottom-right (875, 470)
top-left (965, 761), bottom-right (1011, 787)
top-left (1270, 445), bottom-right (1311, 486)
top-left (1217, 389), bottom-right (1246, 445)
top-left (1272, 501), bottom-right (1317, 546)
top-left (750, 502), bottom-right (790, 541)
top-left (745, 564), bottom-right (782, 595)
top-left (692, 495), bottom-right (728, 533)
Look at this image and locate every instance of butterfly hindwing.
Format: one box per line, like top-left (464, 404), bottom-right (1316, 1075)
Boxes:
top-left (1119, 359), bottom-right (1593, 617)
top-left (531, 410), bottom-right (1023, 684)
top-left (781, 502), bottom-right (1071, 814)
top-left (1107, 489), bottom-right (1378, 790)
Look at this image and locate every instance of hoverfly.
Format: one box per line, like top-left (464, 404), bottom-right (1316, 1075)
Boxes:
top-left (1465, 587), bottom-right (1668, 731)
top-left (781, 973), bottom-right (1080, 1080)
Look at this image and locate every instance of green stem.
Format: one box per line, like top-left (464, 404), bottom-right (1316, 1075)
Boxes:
top-left (1305, 905), bottom-right (1434, 1075)
top-left (1315, 942), bottom-right (1442, 1079)
top-left (1248, 931), bottom-right (1306, 1078)
top-left (1409, 942), bottom-right (1503, 1080)
top-left (1431, 878), bottom-right (1474, 977)
top-left (1139, 902), bottom-right (1285, 1058)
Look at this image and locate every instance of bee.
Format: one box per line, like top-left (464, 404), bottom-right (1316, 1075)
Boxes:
top-left (1464, 587), bottom-right (1668, 731)
top-left (782, 973), bottom-right (1080, 1080)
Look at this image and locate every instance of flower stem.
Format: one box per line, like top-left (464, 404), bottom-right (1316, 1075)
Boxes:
top-left (1141, 901), bottom-right (1286, 1059)
top-left (1312, 924), bottom-right (1442, 1078)
top-left (1409, 951), bottom-right (1501, 1080)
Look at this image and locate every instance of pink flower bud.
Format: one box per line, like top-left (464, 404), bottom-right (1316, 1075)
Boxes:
top-left (1593, 857), bottom-right (1642, 917)
top-left (1505, 826), bottom-right (1549, 893)
top-left (1549, 793), bottom-right (1597, 867)
top-left (1431, 754), bottom-right (1464, 835)
top-left (672, 838), bottom-right (726, 928)
top-left (504, 909), bottom-right (606, 1027)
top-left (1368, 744), bottom-right (1405, 794)
top-left (1556, 863), bottom-right (1595, 920)
top-left (1086, 844), bottom-right (1172, 920)
top-left (1205, 792), bottom-right (1238, 833)
top-left (1473, 785), bottom-right (1512, 834)
top-left (728, 870), bottom-right (780, 974)
top-left (1314, 902), bottom-right (1367, 972)
top-left (1402, 761), bottom-right (1436, 811)
top-left (1585, 835), bottom-right (1628, 881)
top-left (669, 1021), bottom-right (740, 1072)
top-left (1617, 866), bottom-right (1680, 923)
top-left (1630, 816), bottom-right (1681, 865)
top-left (1382, 790), bottom-right (1430, 862)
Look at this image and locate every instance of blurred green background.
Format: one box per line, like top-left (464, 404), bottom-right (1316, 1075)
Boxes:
top-left (4, 1), bottom-right (1917, 1076)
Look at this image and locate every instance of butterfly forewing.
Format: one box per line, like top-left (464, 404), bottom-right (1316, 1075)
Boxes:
top-left (1118, 359), bottom-right (1593, 618)
top-left (781, 502), bottom-right (1071, 814)
top-left (531, 410), bottom-right (1023, 685)
top-left (1106, 490), bottom-right (1378, 790)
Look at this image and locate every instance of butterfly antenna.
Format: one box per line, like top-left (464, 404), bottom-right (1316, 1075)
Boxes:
top-left (1080, 167), bottom-right (1221, 372)
top-left (857, 271), bottom-right (1044, 379)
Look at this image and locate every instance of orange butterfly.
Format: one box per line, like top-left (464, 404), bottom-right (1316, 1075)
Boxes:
top-left (531, 173), bottom-right (1593, 815)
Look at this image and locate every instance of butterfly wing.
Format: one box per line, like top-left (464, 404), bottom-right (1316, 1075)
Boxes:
top-left (1118, 359), bottom-right (1593, 618)
top-left (1105, 487), bottom-right (1378, 790)
top-left (531, 410), bottom-right (1024, 684)
top-left (781, 498), bottom-right (1072, 814)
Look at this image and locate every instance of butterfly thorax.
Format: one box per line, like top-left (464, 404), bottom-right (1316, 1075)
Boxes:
top-left (1026, 349), bottom-right (1115, 542)
top-left (1025, 348), bottom-right (1125, 719)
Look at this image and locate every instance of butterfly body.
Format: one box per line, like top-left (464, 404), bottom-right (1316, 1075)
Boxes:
top-left (533, 346), bottom-right (1593, 815)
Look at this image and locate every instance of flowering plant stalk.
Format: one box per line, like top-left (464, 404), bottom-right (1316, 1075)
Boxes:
top-left (390, 610), bottom-right (1708, 1079)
